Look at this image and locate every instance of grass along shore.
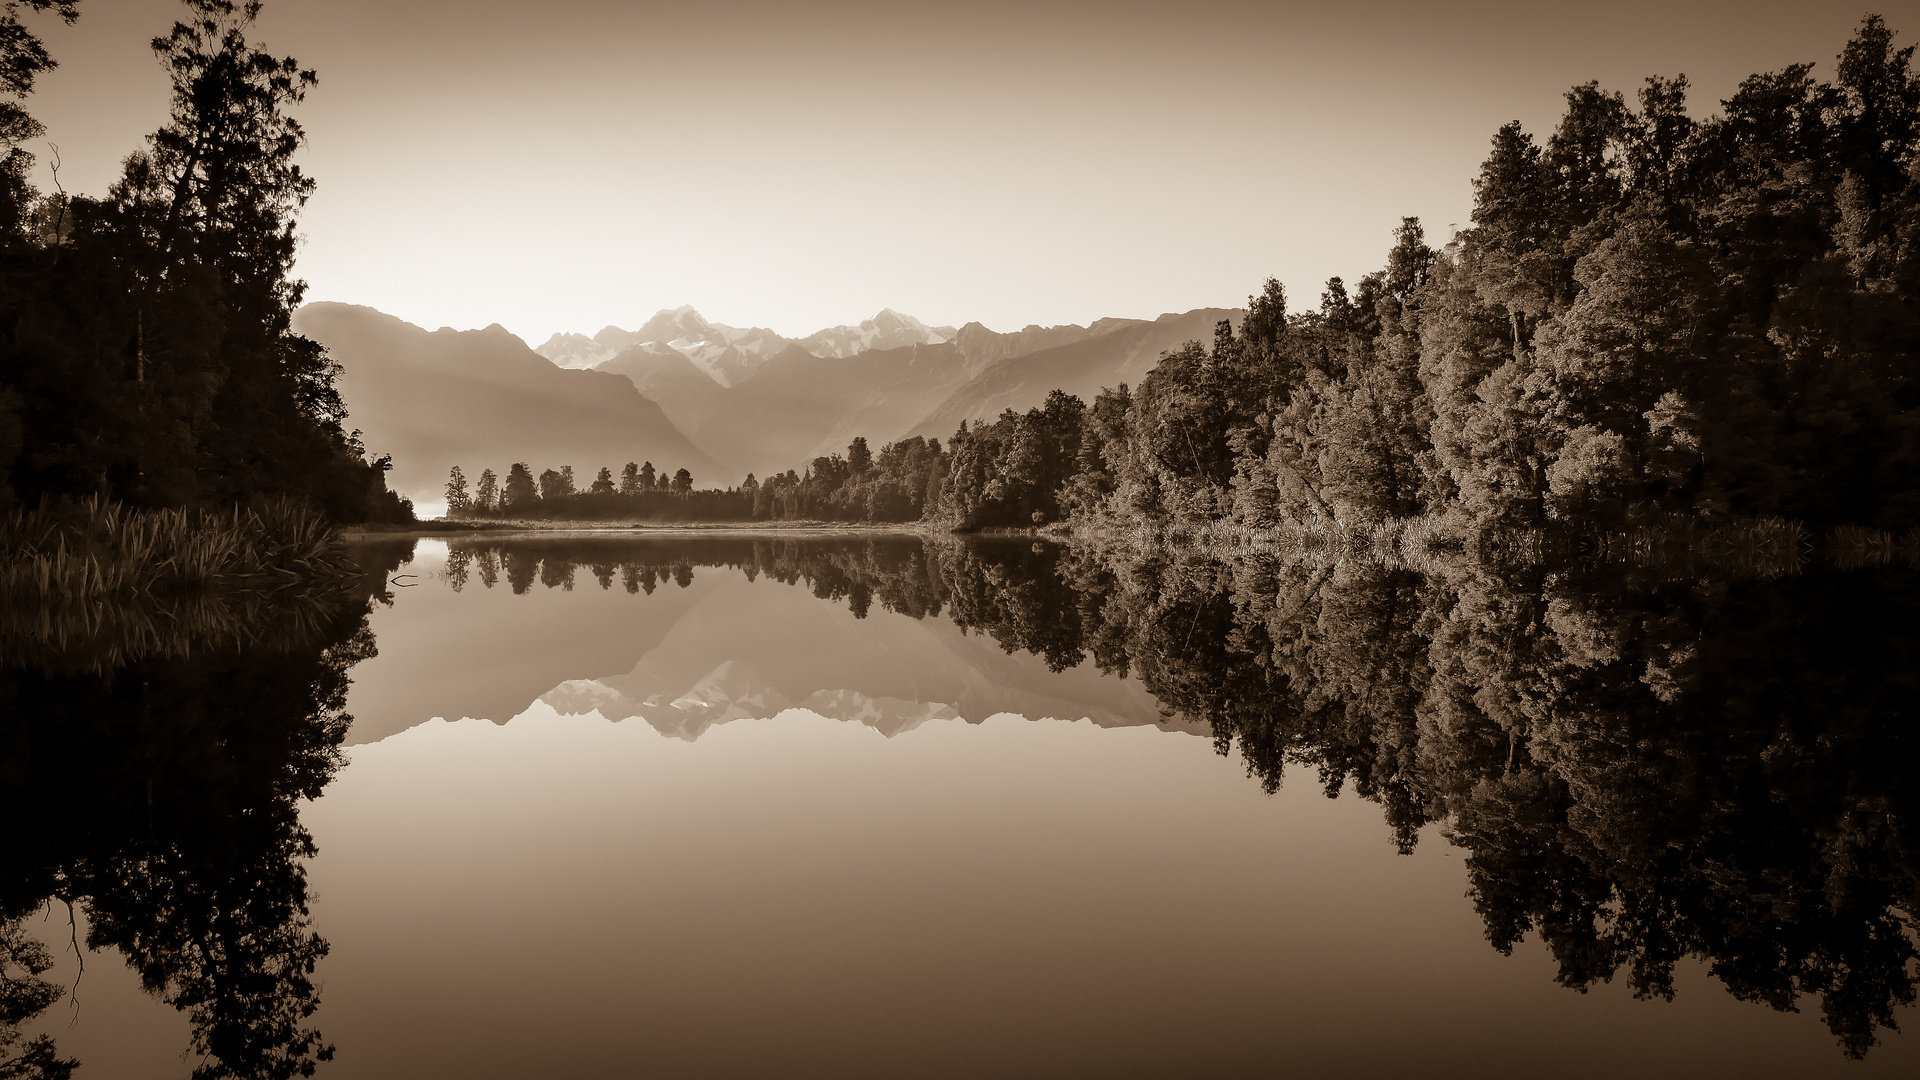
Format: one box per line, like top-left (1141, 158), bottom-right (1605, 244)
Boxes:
top-left (1, 498), bottom-right (360, 668)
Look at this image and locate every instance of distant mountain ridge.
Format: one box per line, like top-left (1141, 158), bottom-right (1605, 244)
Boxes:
top-left (293, 303), bottom-right (726, 500)
top-left (796, 309), bottom-right (958, 359)
top-left (584, 306), bottom-right (1243, 480)
top-left (538, 306), bottom-right (963, 379)
top-left (302, 298), bottom-right (1244, 496)
top-left (904, 308), bottom-right (1242, 443)
top-left (535, 305), bottom-right (793, 387)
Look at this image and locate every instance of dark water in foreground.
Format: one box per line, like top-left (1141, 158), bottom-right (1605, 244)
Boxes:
top-left (4, 534), bottom-right (1918, 1078)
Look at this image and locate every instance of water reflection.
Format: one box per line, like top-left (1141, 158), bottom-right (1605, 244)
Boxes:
top-left (3, 532), bottom-right (1917, 1073)
top-left (0, 545), bottom-right (404, 1078)
top-left (416, 534), bottom-right (1920, 1058)
top-left (349, 536), bottom-right (1172, 746)
top-left (1065, 545), bottom-right (1920, 1058)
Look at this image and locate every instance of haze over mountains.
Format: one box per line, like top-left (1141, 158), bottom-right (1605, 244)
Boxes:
top-left (536, 306), bottom-right (799, 387)
top-left (305, 298), bottom-right (1244, 499)
top-left (534, 306), bottom-right (959, 384)
top-left (572, 305), bottom-right (1243, 480)
top-left (292, 304), bottom-right (722, 501)
top-left (794, 309), bottom-right (959, 358)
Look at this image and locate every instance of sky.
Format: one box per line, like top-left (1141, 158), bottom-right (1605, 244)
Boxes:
top-left (21, 0), bottom-right (1920, 343)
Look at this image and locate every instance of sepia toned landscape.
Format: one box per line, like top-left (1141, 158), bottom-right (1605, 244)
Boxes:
top-left (5, 1), bottom-right (1920, 1077)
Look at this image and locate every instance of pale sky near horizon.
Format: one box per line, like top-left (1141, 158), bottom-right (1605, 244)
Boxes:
top-left (21, 0), bottom-right (1920, 343)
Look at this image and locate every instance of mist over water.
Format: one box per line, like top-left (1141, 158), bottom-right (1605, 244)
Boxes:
top-left (5, 534), bottom-right (1917, 1077)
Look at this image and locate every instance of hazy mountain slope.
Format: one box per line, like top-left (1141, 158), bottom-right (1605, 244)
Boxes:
top-left (294, 302), bottom-right (726, 501)
top-left (594, 343), bottom-right (731, 457)
top-left (575, 307), bottom-right (1239, 477)
top-left (535, 330), bottom-right (608, 369)
top-left (596, 320), bottom-right (1137, 477)
top-left (904, 308), bottom-right (1242, 441)
top-left (626, 305), bottom-right (793, 386)
top-left (719, 319), bottom-right (1155, 474)
top-left (693, 341), bottom-right (970, 478)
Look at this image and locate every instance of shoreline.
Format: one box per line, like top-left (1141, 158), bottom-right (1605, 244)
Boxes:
top-left (336, 520), bottom-right (940, 541)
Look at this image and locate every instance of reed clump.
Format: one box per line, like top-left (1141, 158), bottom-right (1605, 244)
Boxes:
top-left (0, 497), bottom-right (354, 669)
top-left (0, 496), bottom-right (346, 595)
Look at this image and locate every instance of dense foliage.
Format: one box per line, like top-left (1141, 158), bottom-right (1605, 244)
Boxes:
top-left (0, 1), bottom-right (410, 522)
top-left (752, 435), bottom-right (947, 523)
top-left (702, 18), bottom-right (1920, 537)
top-left (445, 436), bottom-right (955, 525)
top-left (942, 16), bottom-right (1920, 536)
top-left (445, 458), bottom-right (757, 521)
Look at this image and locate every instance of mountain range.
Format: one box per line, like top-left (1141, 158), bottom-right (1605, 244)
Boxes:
top-left (533, 306), bottom-right (959, 386)
top-left (304, 299), bottom-right (1244, 500)
top-left (794, 309), bottom-right (959, 358)
top-left (291, 303), bottom-right (723, 500)
top-left (536, 305), bottom-right (799, 387)
top-left (596, 307), bottom-right (1240, 479)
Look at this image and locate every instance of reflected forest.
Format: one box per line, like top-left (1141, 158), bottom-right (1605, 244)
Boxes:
top-left (3, 0), bottom-right (1920, 1076)
top-left (425, 534), bottom-right (1920, 1059)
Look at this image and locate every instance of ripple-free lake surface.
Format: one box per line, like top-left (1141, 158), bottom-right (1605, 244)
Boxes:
top-left (20, 535), bottom-right (1919, 1077)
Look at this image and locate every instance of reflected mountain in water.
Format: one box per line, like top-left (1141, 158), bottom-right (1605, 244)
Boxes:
top-left (544, 665), bottom-right (965, 740)
top-left (356, 531), bottom-right (1920, 1058)
top-left (344, 537), bottom-right (1176, 745)
top-left (6, 528), bottom-right (1918, 1074)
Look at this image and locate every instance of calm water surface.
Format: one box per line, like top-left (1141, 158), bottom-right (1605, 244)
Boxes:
top-left (9, 535), bottom-right (1918, 1077)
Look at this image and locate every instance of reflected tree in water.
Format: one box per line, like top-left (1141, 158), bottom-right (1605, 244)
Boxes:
top-left (0, 543), bottom-right (403, 1078)
top-left (420, 532), bottom-right (1920, 1056)
top-left (1086, 542), bottom-right (1920, 1058)
top-left (0, 919), bottom-right (73, 1079)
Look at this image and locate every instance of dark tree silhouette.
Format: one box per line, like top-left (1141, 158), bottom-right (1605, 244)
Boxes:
top-left (0, 0), bottom-right (409, 521)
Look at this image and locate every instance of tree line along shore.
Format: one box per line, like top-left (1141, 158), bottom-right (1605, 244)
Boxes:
top-left (6, 8), bottom-right (1920, 563)
top-left (449, 16), bottom-right (1920, 549)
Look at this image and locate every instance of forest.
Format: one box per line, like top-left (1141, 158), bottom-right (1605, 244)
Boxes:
top-left (442, 435), bottom-right (953, 525)
top-left (0, 0), bottom-right (411, 525)
top-left (5, 5), bottom-right (1918, 544)
top-left (535, 14), bottom-right (1920, 537)
top-left (439, 460), bottom-right (757, 522)
top-left (947, 14), bottom-right (1920, 537)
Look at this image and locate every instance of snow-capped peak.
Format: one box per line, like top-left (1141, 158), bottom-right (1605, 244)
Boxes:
top-left (534, 305), bottom-right (795, 386)
top-left (796, 309), bottom-right (957, 358)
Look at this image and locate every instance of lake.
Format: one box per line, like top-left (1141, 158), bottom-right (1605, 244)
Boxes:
top-left (7, 533), bottom-right (1918, 1078)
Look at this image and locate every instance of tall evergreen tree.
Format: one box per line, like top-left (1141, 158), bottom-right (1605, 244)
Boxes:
top-left (444, 464), bottom-right (469, 512)
top-left (475, 467), bottom-right (497, 513)
top-left (504, 462), bottom-right (537, 511)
